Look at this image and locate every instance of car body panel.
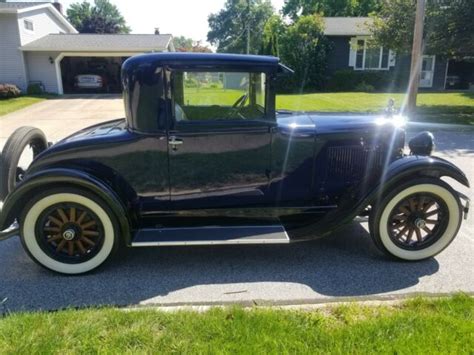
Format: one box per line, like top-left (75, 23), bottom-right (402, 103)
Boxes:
top-left (0, 53), bottom-right (470, 246)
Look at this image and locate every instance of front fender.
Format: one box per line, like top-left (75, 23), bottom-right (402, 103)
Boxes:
top-left (355, 155), bottom-right (469, 212)
top-left (0, 168), bottom-right (131, 242)
top-left (289, 155), bottom-right (469, 240)
top-left (379, 155), bottom-right (469, 189)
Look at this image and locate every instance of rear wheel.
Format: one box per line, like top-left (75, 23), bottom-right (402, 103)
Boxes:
top-left (369, 178), bottom-right (462, 261)
top-left (0, 126), bottom-right (47, 200)
top-left (20, 188), bottom-right (119, 274)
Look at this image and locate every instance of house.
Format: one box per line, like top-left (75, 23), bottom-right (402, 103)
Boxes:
top-left (0, 1), bottom-right (174, 95)
top-left (323, 17), bottom-right (471, 90)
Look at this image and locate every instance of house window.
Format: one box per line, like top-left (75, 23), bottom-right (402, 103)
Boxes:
top-left (353, 38), bottom-right (391, 70)
top-left (24, 19), bottom-right (34, 31)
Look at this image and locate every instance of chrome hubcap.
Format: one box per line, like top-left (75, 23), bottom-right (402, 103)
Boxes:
top-left (414, 218), bottom-right (426, 229)
top-left (62, 229), bottom-right (76, 241)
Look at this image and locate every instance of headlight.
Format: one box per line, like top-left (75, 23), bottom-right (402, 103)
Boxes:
top-left (409, 131), bottom-right (434, 156)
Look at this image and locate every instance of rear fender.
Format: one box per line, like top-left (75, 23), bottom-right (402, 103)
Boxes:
top-left (0, 168), bottom-right (132, 244)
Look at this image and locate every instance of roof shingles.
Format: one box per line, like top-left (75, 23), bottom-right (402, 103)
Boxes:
top-left (324, 17), bottom-right (372, 36)
top-left (21, 33), bottom-right (173, 52)
top-left (0, 2), bottom-right (49, 10)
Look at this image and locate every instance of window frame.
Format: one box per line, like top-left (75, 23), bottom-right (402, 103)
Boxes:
top-left (353, 38), bottom-right (390, 71)
top-left (167, 67), bottom-right (273, 126)
top-left (23, 19), bottom-right (34, 32)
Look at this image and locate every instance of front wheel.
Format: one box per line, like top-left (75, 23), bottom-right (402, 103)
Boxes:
top-left (20, 188), bottom-right (119, 274)
top-left (369, 178), bottom-right (462, 261)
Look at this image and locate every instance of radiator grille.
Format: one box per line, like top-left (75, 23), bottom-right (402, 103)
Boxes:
top-left (326, 145), bottom-right (384, 182)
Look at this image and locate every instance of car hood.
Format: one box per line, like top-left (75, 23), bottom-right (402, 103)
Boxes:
top-left (277, 111), bottom-right (407, 133)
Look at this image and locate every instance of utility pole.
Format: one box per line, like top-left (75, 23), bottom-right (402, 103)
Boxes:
top-left (406, 0), bottom-right (426, 113)
top-left (246, 0), bottom-right (251, 54)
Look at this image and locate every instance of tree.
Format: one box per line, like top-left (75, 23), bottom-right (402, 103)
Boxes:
top-left (207, 0), bottom-right (274, 54)
top-left (173, 36), bottom-right (213, 53)
top-left (67, 0), bottom-right (131, 34)
top-left (261, 15), bottom-right (286, 57)
top-left (282, 0), bottom-right (381, 20)
top-left (369, 0), bottom-right (474, 58)
top-left (173, 36), bottom-right (194, 51)
top-left (279, 14), bottom-right (331, 92)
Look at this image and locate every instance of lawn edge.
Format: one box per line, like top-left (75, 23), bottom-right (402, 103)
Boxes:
top-left (125, 291), bottom-right (474, 312)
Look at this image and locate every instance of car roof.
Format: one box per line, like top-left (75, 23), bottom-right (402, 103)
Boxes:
top-left (124, 52), bottom-right (282, 71)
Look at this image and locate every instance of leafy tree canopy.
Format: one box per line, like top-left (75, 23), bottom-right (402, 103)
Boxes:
top-left (282, 0), bottom-right (381, 20)
top-left (369, 0), bottom-right (474, 58)
top-left (261, 15), bottom-right (286, 57)
top-left (67, 0), bottom-right (131, 34)
top-left (207, 0), bottom-right (274, 54)
top-left (279, 14), bottom-right (331, 92)
top-left (173, 36), bottom-right (212, 53)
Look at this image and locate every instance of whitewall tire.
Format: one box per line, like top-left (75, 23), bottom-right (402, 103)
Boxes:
top-left (369, 178), bottom-right (462, 261)
top-left (20, 188), bottom-right (118, 274)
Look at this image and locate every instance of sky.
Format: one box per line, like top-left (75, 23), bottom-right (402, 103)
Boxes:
top-left (56, 0), bottom-right (286, 44)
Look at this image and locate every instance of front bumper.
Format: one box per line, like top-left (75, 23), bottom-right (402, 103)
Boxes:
top-left (0, 221), bottom-right (19, 241)
top-left (0, 203), bottom-right (19, 241)
top-left (457, 191), bottom-right (470, 220)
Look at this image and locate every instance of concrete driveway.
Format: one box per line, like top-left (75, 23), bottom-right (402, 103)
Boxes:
top-left (0, 94), bottom-right (124, 147)
top-left (0, 96), bottom-right (472, 312)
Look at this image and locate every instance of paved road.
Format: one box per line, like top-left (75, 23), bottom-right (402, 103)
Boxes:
top-left (0, 97), bottom-right (472, 312)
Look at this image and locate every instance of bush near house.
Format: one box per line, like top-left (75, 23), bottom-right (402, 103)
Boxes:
top-left (327, 70), bottom-right (407, 92)
top-left (26, 83), bottom-right (45, 96)
top-left (0, 84), bottom-right (21, 99)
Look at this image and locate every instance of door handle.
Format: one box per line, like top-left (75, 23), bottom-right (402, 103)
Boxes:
top-left (168, 136), bottom-right (183, 150)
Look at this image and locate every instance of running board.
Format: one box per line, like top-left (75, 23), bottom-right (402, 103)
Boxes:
top-left (131, 225), bottom-right (290, 246)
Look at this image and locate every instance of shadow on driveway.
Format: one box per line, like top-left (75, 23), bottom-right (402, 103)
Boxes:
top-left (0, 222), bottom-right (438, 312)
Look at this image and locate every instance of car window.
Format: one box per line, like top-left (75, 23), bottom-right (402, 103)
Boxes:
top-left (171, 71), bottom-right (266, 121)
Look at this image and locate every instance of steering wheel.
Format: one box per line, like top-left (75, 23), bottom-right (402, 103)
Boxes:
top-left (226, 93), bottom-right (248, 119)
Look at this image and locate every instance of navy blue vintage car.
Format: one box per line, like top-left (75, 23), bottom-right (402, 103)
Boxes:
top-left (0, 53), bottom-right (470, 274)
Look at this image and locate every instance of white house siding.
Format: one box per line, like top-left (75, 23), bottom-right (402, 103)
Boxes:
top-left (0, 14), bottom-right (28, 90)
top-left (24, 51), bottom-right (61, 93)
top-left (17, 8), bottom-right (71, 46)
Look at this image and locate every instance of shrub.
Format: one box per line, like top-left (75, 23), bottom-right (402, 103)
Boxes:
top-left (0, 83), bottom-right (21, 98)
top-left (208, 82), bottom-right (221, 89)
top-left (354, 82), bottom-right (375, 92)
top-left (27, 83), bottom-right (44, 95)
top-left (328, 69), bottom-right (395, 92)
top-left (184, 77), bottom-right (198, 88)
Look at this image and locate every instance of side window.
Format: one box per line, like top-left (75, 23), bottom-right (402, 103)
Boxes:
top-left (171, 71), bottom-right (266, 122)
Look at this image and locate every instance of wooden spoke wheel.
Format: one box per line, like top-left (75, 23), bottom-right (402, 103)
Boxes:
top-left (20, 188), bottom-right (118, 274)
top-left (387, 193), bottom-right (449, 251)
top-left (369, 178), bottom-right (462, 261)
top-left (35, 203), bottom-right (105, 264)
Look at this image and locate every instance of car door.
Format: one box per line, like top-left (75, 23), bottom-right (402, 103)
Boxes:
top-left (166, 69), bottom-right (274, 215)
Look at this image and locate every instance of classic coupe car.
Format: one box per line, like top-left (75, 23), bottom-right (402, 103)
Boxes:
top-left (0, 53), bottom-right (470, 274)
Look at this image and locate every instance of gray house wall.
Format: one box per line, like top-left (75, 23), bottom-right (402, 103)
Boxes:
top-left (326, 36), bottom-right (352, 75)
top-left (17, 8), bottom-right (71, 45)
top-left (24, 51), bottom-right (61, 93)
top-left (0, 6), bottom-right (73, 91)
top-left (326, 36), bottom-right (447, 90)
top-left (0, 13), bottom-right (28, 90)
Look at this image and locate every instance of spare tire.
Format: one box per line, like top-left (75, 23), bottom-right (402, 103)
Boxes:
top-left (0, 126), bottom-right (48, 201)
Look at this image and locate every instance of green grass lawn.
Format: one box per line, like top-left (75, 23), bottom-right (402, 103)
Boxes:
top-left (1, 92), bottom-right (473, 124)
top-left (0, 294), bottom-right (472, 354)
top-left (0, 96), bottom-right (48, 116)
top-left (276, 92), bottom-right (474, 113)
top-left (277, 92), bottom-right (474, 125)
top-left (185, 89), bottom-right (474, 124)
